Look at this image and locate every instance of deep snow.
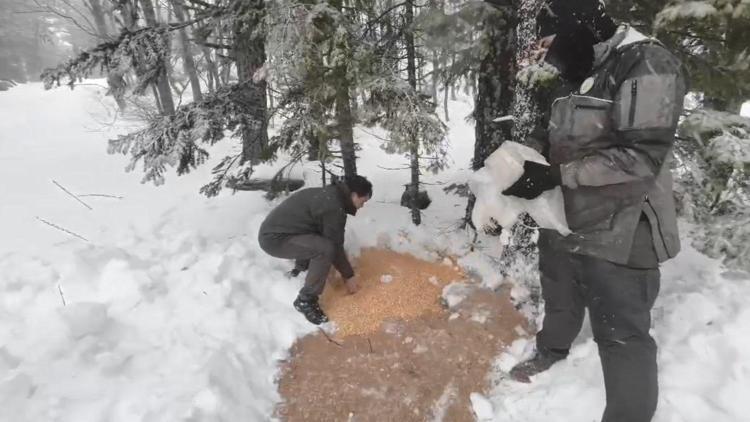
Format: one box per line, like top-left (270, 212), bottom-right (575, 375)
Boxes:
top-left (0, 82), bottom-right (748, 421)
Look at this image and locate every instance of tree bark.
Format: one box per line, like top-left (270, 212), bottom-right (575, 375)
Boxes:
top-left (336, 84), bottom-right (358, 179)
top-left (203, 47), bottom-right (219, 93)
top-left (464, 12), bottom-right (516, 226)
top-left (234, 0), bottom-right (269, 164)
top-left (87, 0), bottom-right (128, 110)
top-left (171, 0), bottom-right (202, 102)
top-left (405, 0), bottom-right (421, 225)
top-left (431, 50), bottom-right (439, 104)
top-left (140, 0), bottom-right (175, 115)
top-left (331, 0), bottom-right (357, 179)
top-left (450, 53), bottom-right (457, 100)
top-left (501, 0), bottom-right (547, 291)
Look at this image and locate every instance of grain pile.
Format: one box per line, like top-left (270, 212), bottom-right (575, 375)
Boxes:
top-left (319, 248), bottom-right (465, 337)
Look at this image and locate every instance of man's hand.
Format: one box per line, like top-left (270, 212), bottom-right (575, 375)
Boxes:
top-left (502, 160), bottom-right (561, 200)
top-left (345, 276), bottom-right (360, 294)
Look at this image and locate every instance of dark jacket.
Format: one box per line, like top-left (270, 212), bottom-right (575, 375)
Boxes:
top-left (544, 26), bottom-right (686, 265)
top-left (259, 182), bottom-right (356, 278)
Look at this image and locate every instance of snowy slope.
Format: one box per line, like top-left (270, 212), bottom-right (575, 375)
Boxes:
top-left (1, 82), bottom-right (749, 422)
top-left (0, 82), bottom-right (479, 421)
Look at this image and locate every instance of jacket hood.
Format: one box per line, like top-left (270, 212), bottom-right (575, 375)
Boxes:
top-left (592, 25), bottom-right (652, 69)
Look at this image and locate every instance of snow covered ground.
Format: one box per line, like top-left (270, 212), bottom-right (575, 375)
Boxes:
top-left (0, 82), bottom-right (748, 421)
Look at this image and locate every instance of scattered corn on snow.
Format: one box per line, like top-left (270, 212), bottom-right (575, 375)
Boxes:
top-left (1, 82), bottom-right (749, 421)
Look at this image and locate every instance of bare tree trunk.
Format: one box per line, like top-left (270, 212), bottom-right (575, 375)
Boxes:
top-left (501, 0), bottom-right (546, 291)
top-left (171, 0), bottom-right (202, 102)
top-left (444, 77), bottom-right (449, 122)
top-left (203, 47), bottom-right (219, 93)
top-left (87, 0), bottom-right (128, 110)
top-left (431, 50), bottom-right (439, 104)
top-left (218, 24), bottom-right (232, 85)
top-left (336, 85), bottom-right (357, 179)
top-left (464, 11), bottom-right (515, 227)
top-left (140, 0), bottom-right (175, 115)
top-left (450, 53), bottom-right (457, 100)
top-left (234, 0), bottom-right (268, 164)
top-left (267, 82), bottom-right (274, 128)
top-left (331, 0), bottom-right (357, 179)
top-left (405, 0), bottom-right (421, 225)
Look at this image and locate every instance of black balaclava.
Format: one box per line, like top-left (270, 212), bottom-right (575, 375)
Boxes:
top-left (537, 0), bottom-right (617, 85)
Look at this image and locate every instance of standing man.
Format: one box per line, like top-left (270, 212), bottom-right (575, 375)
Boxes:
top-left (258, 176), bottom-right (372, 325)
top-left (501, 1), bottom-right (687, 421)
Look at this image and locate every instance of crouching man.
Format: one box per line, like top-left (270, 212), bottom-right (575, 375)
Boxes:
top-left (258, 176), bottom-right (372, 325)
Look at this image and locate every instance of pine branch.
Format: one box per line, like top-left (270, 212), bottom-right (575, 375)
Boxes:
top-left (41, 26), bottom-right (171, 94)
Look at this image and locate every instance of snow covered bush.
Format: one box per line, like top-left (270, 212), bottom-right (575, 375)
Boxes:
top-left (675, 109), bottom-right (750, 270)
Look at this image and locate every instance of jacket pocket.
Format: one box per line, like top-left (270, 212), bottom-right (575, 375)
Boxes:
top-left (616, 74), bottom-right (677, 130)
top-left (563, 186), bottom-right (619, 233)
top-left (570, 95), bottom-right (612, 140)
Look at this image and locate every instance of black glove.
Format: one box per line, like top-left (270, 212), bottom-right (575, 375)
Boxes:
top-left (502, 161), bottom-right (561, 200)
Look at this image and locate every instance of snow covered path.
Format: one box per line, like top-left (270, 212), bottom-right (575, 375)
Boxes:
top-left (0, 83), bottom-right (319, 420)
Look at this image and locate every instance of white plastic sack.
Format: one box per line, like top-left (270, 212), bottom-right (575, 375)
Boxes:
top-left (469, 141), bottom-right (570, 236)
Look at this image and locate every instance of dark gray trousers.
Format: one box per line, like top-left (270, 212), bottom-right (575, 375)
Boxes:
top-left (537, 226), bottom-right (661, 422)
top-left (258, 233), bottom-right (336, 301)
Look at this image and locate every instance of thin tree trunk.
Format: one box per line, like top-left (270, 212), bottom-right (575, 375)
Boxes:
top-left (431, 50), bottom-right (439, 104)
top-left (444, 77), bottom-right (450, 122)
top-left (87, 0), bottom-right (128, 110)
top-left (464, 12), bottom-right (515, 227)
top-left (203, 47), bottom-right (218, 93)
top-left (171, 0), bottom-right (202, 102)
top-left (140, 0), bottom-right (175, 115)
top-left (450, 53), bottom-right (457, 100)
top-left (502, 0), bottom-right (547, 291)
top-left (267, 83), bottom-right (274, 128)
top-left (405, 0), bottom-right (420, 225)
top-left (234, 0), bottom-right (268, 164)
top-left (336, 85), bottom-right (358, 179)
top-left (331, 0), bottom-right (357, 179)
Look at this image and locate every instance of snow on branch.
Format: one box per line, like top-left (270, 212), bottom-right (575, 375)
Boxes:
top-left (655, 1), bottom-right (719, 28)
top-left (681, 109), bottom-right (750, 165)
top-left (107, 82), bottom-right (265, 190)
top-left (361, 77), bottom-right (449, 173)
top-left (40, 26), bottom-right (170, 96)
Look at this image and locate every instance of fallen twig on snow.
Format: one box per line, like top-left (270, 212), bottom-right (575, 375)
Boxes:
top-left (77, 193), bottom-right (124, 199)
top-left (57, 284), bottom-right (67, 306)
top-left (35, 216), bottom-right (89, 242)
top-left (52, 180), bottom-right (93, 210)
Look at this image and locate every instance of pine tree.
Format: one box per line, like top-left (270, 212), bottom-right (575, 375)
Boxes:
top-left (464, 2), bottom-right (515, 228)
top-left (655, 0), bottom-right (750, 113)
top-left (42, 0), bottom-right (272, 194)
top-left (171, 0), bottom-right (203, 103)
top-left (675, 109), bottom-right (750, 270)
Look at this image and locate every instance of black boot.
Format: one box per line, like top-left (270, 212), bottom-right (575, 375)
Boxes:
top-left (293, 296), bottom-right (329, 325)
top-left (509, 348), bottom-right (568, 383)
